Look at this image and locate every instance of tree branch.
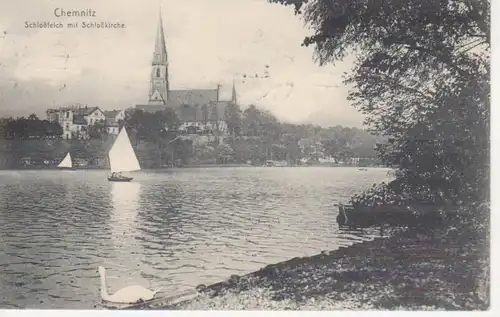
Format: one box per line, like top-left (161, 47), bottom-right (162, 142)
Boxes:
top-left (368, 72), bottom-right (436, 103)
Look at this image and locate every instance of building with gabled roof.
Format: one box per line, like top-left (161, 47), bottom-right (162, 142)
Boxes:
top-left (103, 109), bottom-right (127, 135)
top-left (46, 105), bottom-right (106, 139)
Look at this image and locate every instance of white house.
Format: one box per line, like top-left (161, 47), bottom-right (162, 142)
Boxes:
top-left (52, 106), bottom-right (106, 139)
top-left (103, 109), bottom-right (128, 135)
top-left (84, 107), bottom-right (106, 125)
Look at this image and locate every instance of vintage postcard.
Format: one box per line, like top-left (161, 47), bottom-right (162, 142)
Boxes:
top-left (0, 0), bottom-right (490, 312)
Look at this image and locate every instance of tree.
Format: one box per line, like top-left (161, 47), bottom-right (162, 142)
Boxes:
top-left (321, 139), bottom-right (345, 163)
top-left (28, 113), bottom-right (39, 121)
top-left (214, 143), bottom-right (234, 164)
top-left (271, 0), bottom-right (489, 206)
top-left (42, 121), bottom-right (63, 138)
top-left (0, 119), bottom-right (8, 139)
top-left (124, 108), bottom-right (187, 167)
top-left (125, 109), bottom-right (178, 141)
top-left (1, 115), bottom-right (63, 140)
top-left (164, 137), bottom-right (192, 167)
top-left (224, 102), bottom-right (242, 136)
top-left (86, 120), bottom-right (107, 140)
top-left (201, 105), bottom-right (209, 125)
top-left (241, 105), bottom-right (281, 138)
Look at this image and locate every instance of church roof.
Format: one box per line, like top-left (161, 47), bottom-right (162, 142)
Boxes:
top-left (136, 104), bottom-right (165, 113)
top-left (168, 89), bottom-right (218, 107)
top-left (177, 101), bottom-right (230, 122)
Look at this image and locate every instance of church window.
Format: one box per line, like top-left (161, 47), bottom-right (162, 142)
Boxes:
top-left (156, 68), bottom-right (160, 77)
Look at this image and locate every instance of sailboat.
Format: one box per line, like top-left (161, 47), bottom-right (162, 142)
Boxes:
top-left (107, 127), bottom-right (141, 182)
top-left (57, 152), bottom-right (76, 170)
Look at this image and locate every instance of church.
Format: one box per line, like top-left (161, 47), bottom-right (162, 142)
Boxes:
top-left (135, 10), bottom-right (237, 136)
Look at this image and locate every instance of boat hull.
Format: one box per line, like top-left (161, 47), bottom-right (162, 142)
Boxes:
top-left (108, 177), bottom-right (133, 182)
top-left (337, 203), bottom-right (449, 229)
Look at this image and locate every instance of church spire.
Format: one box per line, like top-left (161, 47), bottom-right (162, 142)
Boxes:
top-left (148, 6), bottom-right (170, 105)
top-left (152, 8), bottom-right (168, 66)
top-left (231, 80), bottom-right (238, 104)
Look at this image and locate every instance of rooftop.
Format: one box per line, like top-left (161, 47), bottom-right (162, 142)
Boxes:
top-left (54, 106), bottom-right (100, 116)
top-left (168, 89), bottom-right (218, 108)
top-left (73, 115), bottom-right (87, 125)
top-left (103, 110), bottom-right (120, 119)
top-left (177, 101), bottom-right (230, 122)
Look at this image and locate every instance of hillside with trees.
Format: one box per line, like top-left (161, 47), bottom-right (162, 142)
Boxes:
top-left (269, 0), bottom-right (490, 272)
top-left (0, 104), bottom-right (384, 169)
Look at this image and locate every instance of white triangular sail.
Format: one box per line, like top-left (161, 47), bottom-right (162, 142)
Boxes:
top-left (109, 127), bottom-right (141, 173)
top-left (57, 152), bottom-right (72, 168)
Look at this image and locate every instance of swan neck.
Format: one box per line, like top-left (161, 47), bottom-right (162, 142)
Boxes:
top-left (100, 269), bottom-right (110, 300)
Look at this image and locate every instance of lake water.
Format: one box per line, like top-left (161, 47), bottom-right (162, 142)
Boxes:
top-left (0, 167), bottom-right (392, 309)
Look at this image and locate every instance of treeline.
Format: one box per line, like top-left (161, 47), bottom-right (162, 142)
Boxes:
top-left (222, 104), bottom-right (382, 164)
top-left (0, 105), bottom-right (383, 168)
top-left (129, 104), bottom-right (383, 166)
top-left (0, 114), bottom-right (63, 139)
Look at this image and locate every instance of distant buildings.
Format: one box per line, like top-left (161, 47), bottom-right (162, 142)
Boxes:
top-left (135, 9), bottom-right (235, 137)
top-left (46, 105), bottom-right (127, 139)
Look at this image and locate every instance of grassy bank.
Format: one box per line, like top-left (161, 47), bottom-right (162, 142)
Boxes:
top-left (129, 228), bottom-right (488, 310)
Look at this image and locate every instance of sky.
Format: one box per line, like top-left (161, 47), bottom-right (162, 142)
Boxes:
top-left (0, 0), bottom-right (364, 127)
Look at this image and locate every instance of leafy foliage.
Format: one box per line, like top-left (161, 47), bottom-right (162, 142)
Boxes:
top-left (241, 105), bottom-right (281, 138)
top-left (81, 120), bottom-right (107, 140)
top-left (224, 102), bottom-right (243, 136)
top-left (125, 109), bottom-right (179, 142)
top-left (0, 114), bottom-right (63, 139)
top-left (124, 109), bottom-right (192, 168)
top-left (271, 0), bottom-right (489, 208)
top-left (225, 104), bottom-right (382, 163)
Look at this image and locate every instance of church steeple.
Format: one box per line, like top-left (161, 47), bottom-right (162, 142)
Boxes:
top-left (149, 7), bottom-right (169, 105)
top-left (152, 9), bottom-right (168, 66)
top-left (231, 80), bottom-right (237, 104)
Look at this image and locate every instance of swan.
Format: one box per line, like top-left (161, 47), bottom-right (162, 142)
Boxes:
top-left (98, 266), bottom-right (162, 304)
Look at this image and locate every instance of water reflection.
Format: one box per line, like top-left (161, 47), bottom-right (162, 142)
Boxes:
top-left (95, 181), bottom-right (153, 307)
top-left (109, 181), bottom-right (141, 251)
top-left (128, 168), bottom-right (394, 295)
top-left (134, 184), bottom-right (193, 288)
top-left (0, 167), bottom-right (393, 308)
top-left (137, 184), bottom-right (188, 241)
top-left (0, 172), bottom-right (115, 308)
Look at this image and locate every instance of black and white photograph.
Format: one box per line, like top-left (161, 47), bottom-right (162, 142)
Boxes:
top-left (0, 0), bottom-right (491, 312)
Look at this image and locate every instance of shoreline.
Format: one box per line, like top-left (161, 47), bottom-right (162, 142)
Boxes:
top-left (1, 165), bottom-right (386, 171)
top-left (128, 228), bottom-right (488, 310)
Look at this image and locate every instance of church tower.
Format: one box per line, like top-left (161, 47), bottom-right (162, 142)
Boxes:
top-left (148, 9), bottom-right (169, 105)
